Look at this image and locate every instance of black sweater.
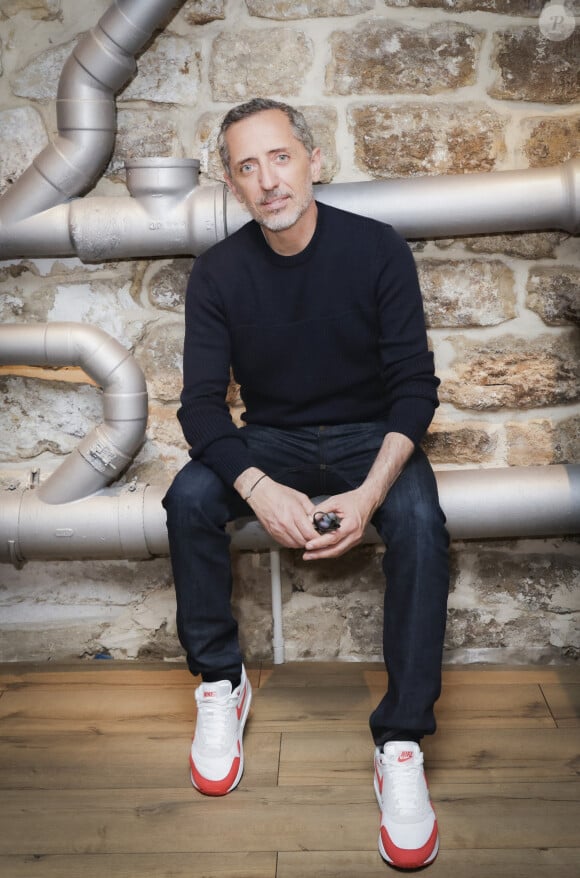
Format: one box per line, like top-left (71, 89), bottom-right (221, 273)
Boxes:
top-left (178, 201), bottom-right (439, 486)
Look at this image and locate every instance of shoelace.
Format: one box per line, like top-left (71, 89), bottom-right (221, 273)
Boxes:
top-left (196, 692), bottom-right (236, 751)
top-left (382, 756), bottom-right (424, 815)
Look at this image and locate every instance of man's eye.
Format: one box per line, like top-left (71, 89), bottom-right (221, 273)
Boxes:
top-left (276, 154), bottom-right (290, 163)
top-left (240, 163), bottom-right (254, 174)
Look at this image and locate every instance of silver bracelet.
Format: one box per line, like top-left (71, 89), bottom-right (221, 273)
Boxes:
top-left (243, 473), bottom-right (268, 502)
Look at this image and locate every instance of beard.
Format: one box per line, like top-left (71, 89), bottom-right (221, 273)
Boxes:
top-left (252, 183), bottom-right (314, 232)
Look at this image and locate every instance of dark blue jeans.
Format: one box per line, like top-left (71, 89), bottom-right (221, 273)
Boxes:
top-left (163, 422), bottom-right (449, 745)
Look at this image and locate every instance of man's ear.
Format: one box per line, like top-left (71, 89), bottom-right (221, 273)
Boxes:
top-left (224, 174), bottom-right (244, 204)
top-left (310, 147), bottom-right (322, 184)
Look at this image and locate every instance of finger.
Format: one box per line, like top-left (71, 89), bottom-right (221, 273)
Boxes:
top-left (304, 528), bottom-right (363, 559)
top-left (304, 530), bottom-right (344, 555)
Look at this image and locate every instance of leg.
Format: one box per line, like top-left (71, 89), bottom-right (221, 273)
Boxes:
top-left (369, 448), bottom-right (449, 745)
top-left (163, 461), bottom-right (254, 796)
top-left (162, 459), bottom-right (248, 681)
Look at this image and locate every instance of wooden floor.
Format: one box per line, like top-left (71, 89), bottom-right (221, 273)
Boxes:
top-left (0, 661), bottom-right (579, 878)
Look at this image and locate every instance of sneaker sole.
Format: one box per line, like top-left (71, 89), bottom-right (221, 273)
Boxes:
top-left (190, 680), bottom-right (253, 796)
top-left (378, 831), bottom-right (439, 869)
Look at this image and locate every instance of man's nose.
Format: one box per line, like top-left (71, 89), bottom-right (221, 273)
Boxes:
top-left (258, 162), bottom-right (278, 190)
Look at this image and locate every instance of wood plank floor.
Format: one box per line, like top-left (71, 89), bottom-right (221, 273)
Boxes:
top-left (0, 661), bottom-right (578, 877)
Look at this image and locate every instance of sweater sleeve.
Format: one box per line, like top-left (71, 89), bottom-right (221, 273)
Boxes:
top-left (375, 229), bottom-right (439, 445)
top-left (177, 260), bottom-right (252, 486)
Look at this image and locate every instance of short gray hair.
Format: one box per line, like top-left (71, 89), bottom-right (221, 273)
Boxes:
top-left (217, 98), bottom-right (315, 177)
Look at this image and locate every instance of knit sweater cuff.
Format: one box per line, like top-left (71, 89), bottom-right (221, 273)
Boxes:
top-left (385, 396), bottom-right (436, 447)
top-left (198, 435), bottom-right (254, 487)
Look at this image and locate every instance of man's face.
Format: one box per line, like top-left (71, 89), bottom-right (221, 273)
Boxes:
top-left (224, 109), bottom-right (321, 233)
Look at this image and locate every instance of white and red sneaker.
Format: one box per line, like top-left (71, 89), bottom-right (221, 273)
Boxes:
top-left (190, 665), bottom-right (252, 796)
top-left (374, 741), bottom-right (439, 869)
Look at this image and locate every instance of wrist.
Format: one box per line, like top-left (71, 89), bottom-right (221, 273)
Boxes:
top-left (357, 477), bottom-right (386, 513)
top-left (234, 467), bottom-right (264, 500)
top-left (243, 472), bottom-right (269, 502)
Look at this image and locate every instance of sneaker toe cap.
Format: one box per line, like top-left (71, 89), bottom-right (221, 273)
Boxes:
top-left (380, 817), bottom-right (438, 868)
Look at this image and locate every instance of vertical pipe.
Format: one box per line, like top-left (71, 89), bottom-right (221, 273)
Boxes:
top-left (270, 548), bottom-right (285, 664)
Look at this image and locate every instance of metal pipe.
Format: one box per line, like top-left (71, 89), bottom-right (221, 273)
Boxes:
top-left (270, 548), bottom-right (285, 664)
top-left (0, 323), bottom-right (148, 504)
top-left (0, 0), bottom-right (181, 226)
top-left (314, 157), bottom-right (580, 238)
top-left (0, 465), bottom-right (578, 566)
top-left (1, 158), bottom-right (579, 260)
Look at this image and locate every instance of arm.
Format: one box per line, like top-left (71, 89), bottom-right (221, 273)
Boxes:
top-left (178, 261), bottom-right (253, 485)
top-left (304, 230), bottom-right (434, 560)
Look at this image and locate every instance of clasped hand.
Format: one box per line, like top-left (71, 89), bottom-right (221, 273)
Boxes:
top-left (246, 477), bottom-right (375, 560)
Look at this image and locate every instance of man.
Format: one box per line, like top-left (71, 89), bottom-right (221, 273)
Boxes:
top-left (163, 97), bottom-right (449, 870)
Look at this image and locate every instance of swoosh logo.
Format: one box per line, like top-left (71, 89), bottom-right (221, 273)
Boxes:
top-left (237, 682), bottom-right (248, 720)
top-left (398, 751), bottom-right (414, 763)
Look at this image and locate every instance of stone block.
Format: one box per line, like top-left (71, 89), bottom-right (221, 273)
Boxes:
top-left (553, 415), bottom-right (580, 464)
top-left (0, 107), bottom-right (48, 195)
top-left (120, 34), bottom-right (201, 105)
top-left (182, 0), bottom-right (225, 24)
top-left (11, 38), bottom-right (74, 101)
top-left (327, 20), bottom-right (482, 95)
top-left (0, 375), bottom-right (101, 461)
top-left (125, 404), bottom-right (189, 487)
top-left (0, 266), bottom-right (142, 342)
top-left (350, 103), bottom-right (505, 177)
top-left (288, 544), bottom-right (383, 599)
top-left (0, 0), bottom-right (62, 21)
top-left (246, 0), bottom-right (374, 17)
top-left (435, 232), bottom-right (566, 260)
top-left (133, 321), bottom-right (184, 403)
top-left (422, 422), bottom-right (498, 464)
top-left (523, 114), bottom-right (580, 167)
top-left (145, 258), bottom-right (192, 311)
top-left (209, 28), bottom-right (314, 101)
top-left (446, 541), bottom-right (580, 657)
top-left (506, 415), bottom-right (580, 466)
top-left (105, 109), bottom-right (181, 181)
top-left (527, 266), bottom-right (580, 326)
top-left (489, 26), bottom-right (580, 103)
top-left (505, 419), bottom-right (555, 466)
top-left (383, 0), bottom-right (542, 11)
top-left (418, 258), bottom-right (515, 327)
top-left (441, 331), bottom-right (580, 410)
top-left (195, 105), bottom-right (338, 183)
top-left (46, 277), bottom-right (146, 351)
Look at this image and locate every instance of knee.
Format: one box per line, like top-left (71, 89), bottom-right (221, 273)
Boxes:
top-left (377, 460), bottom-right (448, 546)
top-left (387, 489), bottom-right (446, 537)
top-left (163, 461), bottom-right (223, 520)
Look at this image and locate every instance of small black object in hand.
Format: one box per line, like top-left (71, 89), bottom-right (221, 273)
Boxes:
top-left (312, 511), bottom-right (341, 535)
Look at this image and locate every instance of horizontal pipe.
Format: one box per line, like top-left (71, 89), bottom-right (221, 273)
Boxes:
top-left (0, 323), bottom-right (148, 504)
top-left (313, 158), bottom-right (580, 238)
top-left (0, 485), bottom-right (164, 567)
top-left (1, 158), bottom-right (578, 260)
top-left (0, 465), bottom-right (578, 565)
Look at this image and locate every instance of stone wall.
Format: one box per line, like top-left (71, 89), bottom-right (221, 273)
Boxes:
top-left (0, 0), bottom-right (578, 665)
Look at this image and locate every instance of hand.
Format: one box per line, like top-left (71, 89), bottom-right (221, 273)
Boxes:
top-left (247, 478), bottom-right (317, 549)
top-left (302, 487), bottom-right (377, 560)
